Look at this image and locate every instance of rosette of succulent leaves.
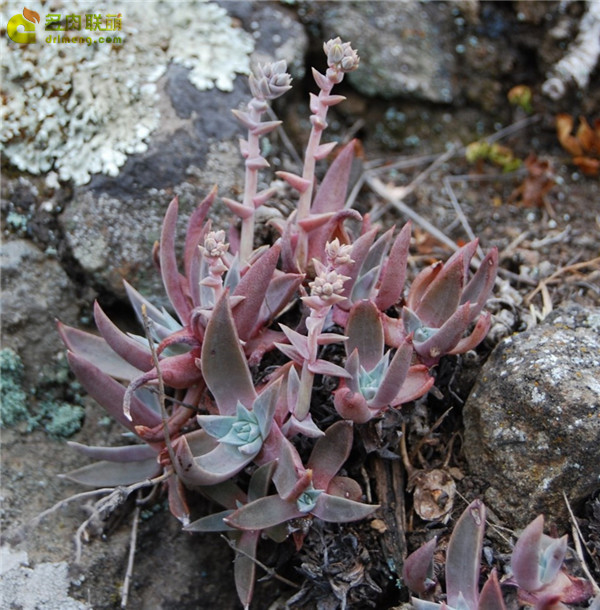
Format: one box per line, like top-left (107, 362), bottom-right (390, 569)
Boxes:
top-left (58, 38), bottom-right (498, 608)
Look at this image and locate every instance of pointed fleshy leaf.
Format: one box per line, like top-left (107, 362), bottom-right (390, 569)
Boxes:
top-left (93, 302), bottom-right (153, 372)
top-left (248, 462), bottom-right (277, 503)
top-left (274, 342), bottom-right (305, 364)
top-left (275, 171), bottom-right (311, 193)
top-left (269, 425), bottom-right (308, 499)
top-left (225, 495), bottom-right (301, 530)
top-left (67, 352), bottom-right (161, 431)
top-left (184, 186), bottom-right (217, 276)
top-left (234, 531), bottom-right (260, 609)
top-left (254, 273), bottom-right (303, 333)
top-left (307, 421), bottom-right (353, 491)
top-left (411, 599), bottom-right (445, 609)
top-left (344, 349), bottom-right (361, 394)
top-left (67, 442), bottom-right (155, 462)
top-left (314, 141), bottom-right (338, 160)
top-left (201, 292), bottom-right (256, 415)
top-left (539, 534), bottom-right (568, 586)
top-left (345, 301), bottom-right (384, 370)
top-left (311, 140), bottom-right (356, 215)
top-left (160, 197), bottom-right (192, 324)
top-left (233, 243), bottom-right (282, 341)
top-left (403, 537), bottom-right (438, 594)
top-left (279, 324), bottom-right (310, 361)
top-left (297, 212), bottom-right (336, 233)
top-left (448, 312), bottom-right (491, 355)
top-left (446, 499), bottom-right (486, 610)
top-left (406, 262), bottom-right (443, 313)
top-left (375, 222), bottom-right (411, 311)
top-left (58, 322), bottom-right (143, 382)
top-left (338, 228), bottom-right (378, 297)
top-left (222, 197), bottom-right (254, 220)
top-left (478, 569), bottom-right (507, 610)
top-left (61, 457), bottom-right (160, 487)
top-left (282, 413), bottom-right (324, 438)
top-left (311, 492), bottom-right (378, 523)
top-left (308, 359), bottom-right (351, 378)
top-left (372, 341), bottom-right (412, 408)
top-left (414, 303), bottom-right (472, 366)
top-left (196, 414), bottom-right (236, 439)
top-left (461, 248), bottom-right (498, 317)
top-left (174, 436), bottom-right (255, 487)
top-left (251, 119), bottom-right (282, 136)
top-left (393, 365), bottom-right (434, 405)
top-left (254, 378), bottom-right (281, 439)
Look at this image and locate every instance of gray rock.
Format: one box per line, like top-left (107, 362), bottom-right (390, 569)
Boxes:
top-left (0, 239), bottom-right (80, 387)
top-left (463, 304), bottom-right (600, 528)
top-left (318, 1), bottom-right (455, 102)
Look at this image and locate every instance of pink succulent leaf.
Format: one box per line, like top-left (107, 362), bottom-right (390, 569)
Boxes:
top-left (234, 531), bottom-right (261, 609)
top-left (124, 280), bottom-right (182, 342)
top-left (93, 302), bottom-right (153, 372)
top-left (66, 441), bottom-right (156, 462)
top-left (66, 352), bottom-right (161, 432)
top-left (225, 494), bottom-right (302, 530)
top-left (318, 332), bottom-right (348, 345)
top-left (268, 424), bottom-right (308, 499)
top-left (406, 262), bottom-right (443, 313)
top-left (333, 385), bottom-right (373, 424)
top-left (460, 248), bottom-right (498, 318)
top-left (160, 196), bottom-right (193, 325)
top-left (350, 266), bottom-right (381, 302)
top-left (232, 242), bottom-right (282, 341)
top-left (282, 413), bottom-right (324, 438)
top-left (184, 509), bottom-right (236, 532)
top-left (448, 312), bottom-right (492, 356)
top-left (327, 476), bottom-right (362, 502)
top-left (310, 139), bottom-right (355, 215)
top-left (253, 273), bottom-right (303, 334)
top-left (539, 534), bottom-right (568, 586)
top-left (375, 222), bottom-right (411, 311)
top-left (344, 349), bottom-right (361, 394)
top-left (337, 228), bottom-right (378, 298)
top-left (201, 292), bottom-right (256, 415)
top-left (167, 475), bottom-right (190, 527)
top-left (372, 340), bottom-right (413, 408)
top-left (275, 170), bottom-right (312, 193)
top-left (402, 536), bottom-right (437, 594)
top-left (415, 252), bottom-right (466, 329)
top-left (58, 322), bottom-right (143, 382)
top-left (360, 227), bottom-right (394, 278)
top-left (478, 570), bottom-right (507, 610)
top-left (253, 378), bottom-right (281, 439)
top-left (307, 420), bottom-right (353, 491)
top-left (411, 599), bottom-right (447, 609)
top-left (248, 461), bottom-right (277, 503)
top-left (314, 140), bottom-right (338, 160)
top-left (557, 572), bottom-right (594, 604)
top-left (279, 324), bottom-right (311, 361)
top-left (223, 197), bottom-right (254, 220)
top-left (274, 342), bottom-right (305, 365)
top-left (184, 186), bottom-right (217, 276)
top-left (446, 499), bottom-right (486, 610)
top-left (512, 514), bottom-right (545, 592)
top-left (345, 301), bottom-right (384, 371)
top-left (393, 365), bottom-right (435, 404)
top-left (311, 492), bottom-right (378, 523)
top-left (174, 434), bottom-right (256, 487)
top-left (410, 303), bottom-right (473, 366)
top-left (307, 358), bottom-right (351, 378)
top-left (60, 457), bottom-right (160, 487)
top-left (297, 212), bottom-right (336, 233)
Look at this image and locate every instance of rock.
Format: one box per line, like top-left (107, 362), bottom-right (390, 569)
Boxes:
top-left (0, 239), bottom-right (80, 387)
top-left (317, 1), bottom-right (456, 102)
top-left (463, 304), bottom-right (600, 528)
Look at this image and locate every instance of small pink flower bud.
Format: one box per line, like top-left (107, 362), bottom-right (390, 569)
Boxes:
top-left (323, 37), bottom-right (360, 73)
top-left (309, 269), bottom-right (350, 301)
top-left (325, 238), bottom-right (354, 267)
top-left (202, 230), bottom-right (229, 259)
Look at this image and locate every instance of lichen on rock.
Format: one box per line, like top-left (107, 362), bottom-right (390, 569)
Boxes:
top-left (1, 0), bottom-right (254, 185)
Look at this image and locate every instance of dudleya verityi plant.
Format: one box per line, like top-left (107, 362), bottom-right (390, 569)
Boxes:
top-left (403, 500), bottom-right (594, 610)
top-left (57, 39), bottom-right (500, 609)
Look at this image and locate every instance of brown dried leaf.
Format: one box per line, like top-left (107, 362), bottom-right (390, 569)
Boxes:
top-left (576, 116), bottom-right (597, 153)
top-left (509, 154), bottom-right (555, 208)
top-left (410, 468), bottom-right (456, 523)
top-left (556, 113), bottom-right (583, 156)
top-left (573, 156), bottom-right (600, 177)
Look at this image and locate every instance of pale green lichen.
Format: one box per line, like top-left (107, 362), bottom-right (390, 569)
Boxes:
top-left (1, 0), bottom-right (254, 185)
top-left (0, 348), bottom-right (28, 427)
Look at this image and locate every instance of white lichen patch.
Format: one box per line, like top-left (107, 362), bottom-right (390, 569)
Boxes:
top-left (1, 1), bottom-right (254, 185)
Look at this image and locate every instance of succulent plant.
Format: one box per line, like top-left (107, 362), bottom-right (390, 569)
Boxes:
top-left (404, 500), bottom-right (594, 610)
top-left (55, 39), bottom-right (500, 609)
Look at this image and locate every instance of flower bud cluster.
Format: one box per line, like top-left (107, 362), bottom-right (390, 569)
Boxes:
top-left (323, 37), bottom-right (360, 73)
top-left (249, 60), bottom-right (292, 101)
top-left (202, 230), bottom-right (228, 259)
top-left (309, 269), bottom-right (349, 302)
top-left (325, 238), bottom-right (354, 267)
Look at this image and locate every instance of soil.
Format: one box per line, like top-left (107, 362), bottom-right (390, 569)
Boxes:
top-left (2, 6), bottom-right (600, 610)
